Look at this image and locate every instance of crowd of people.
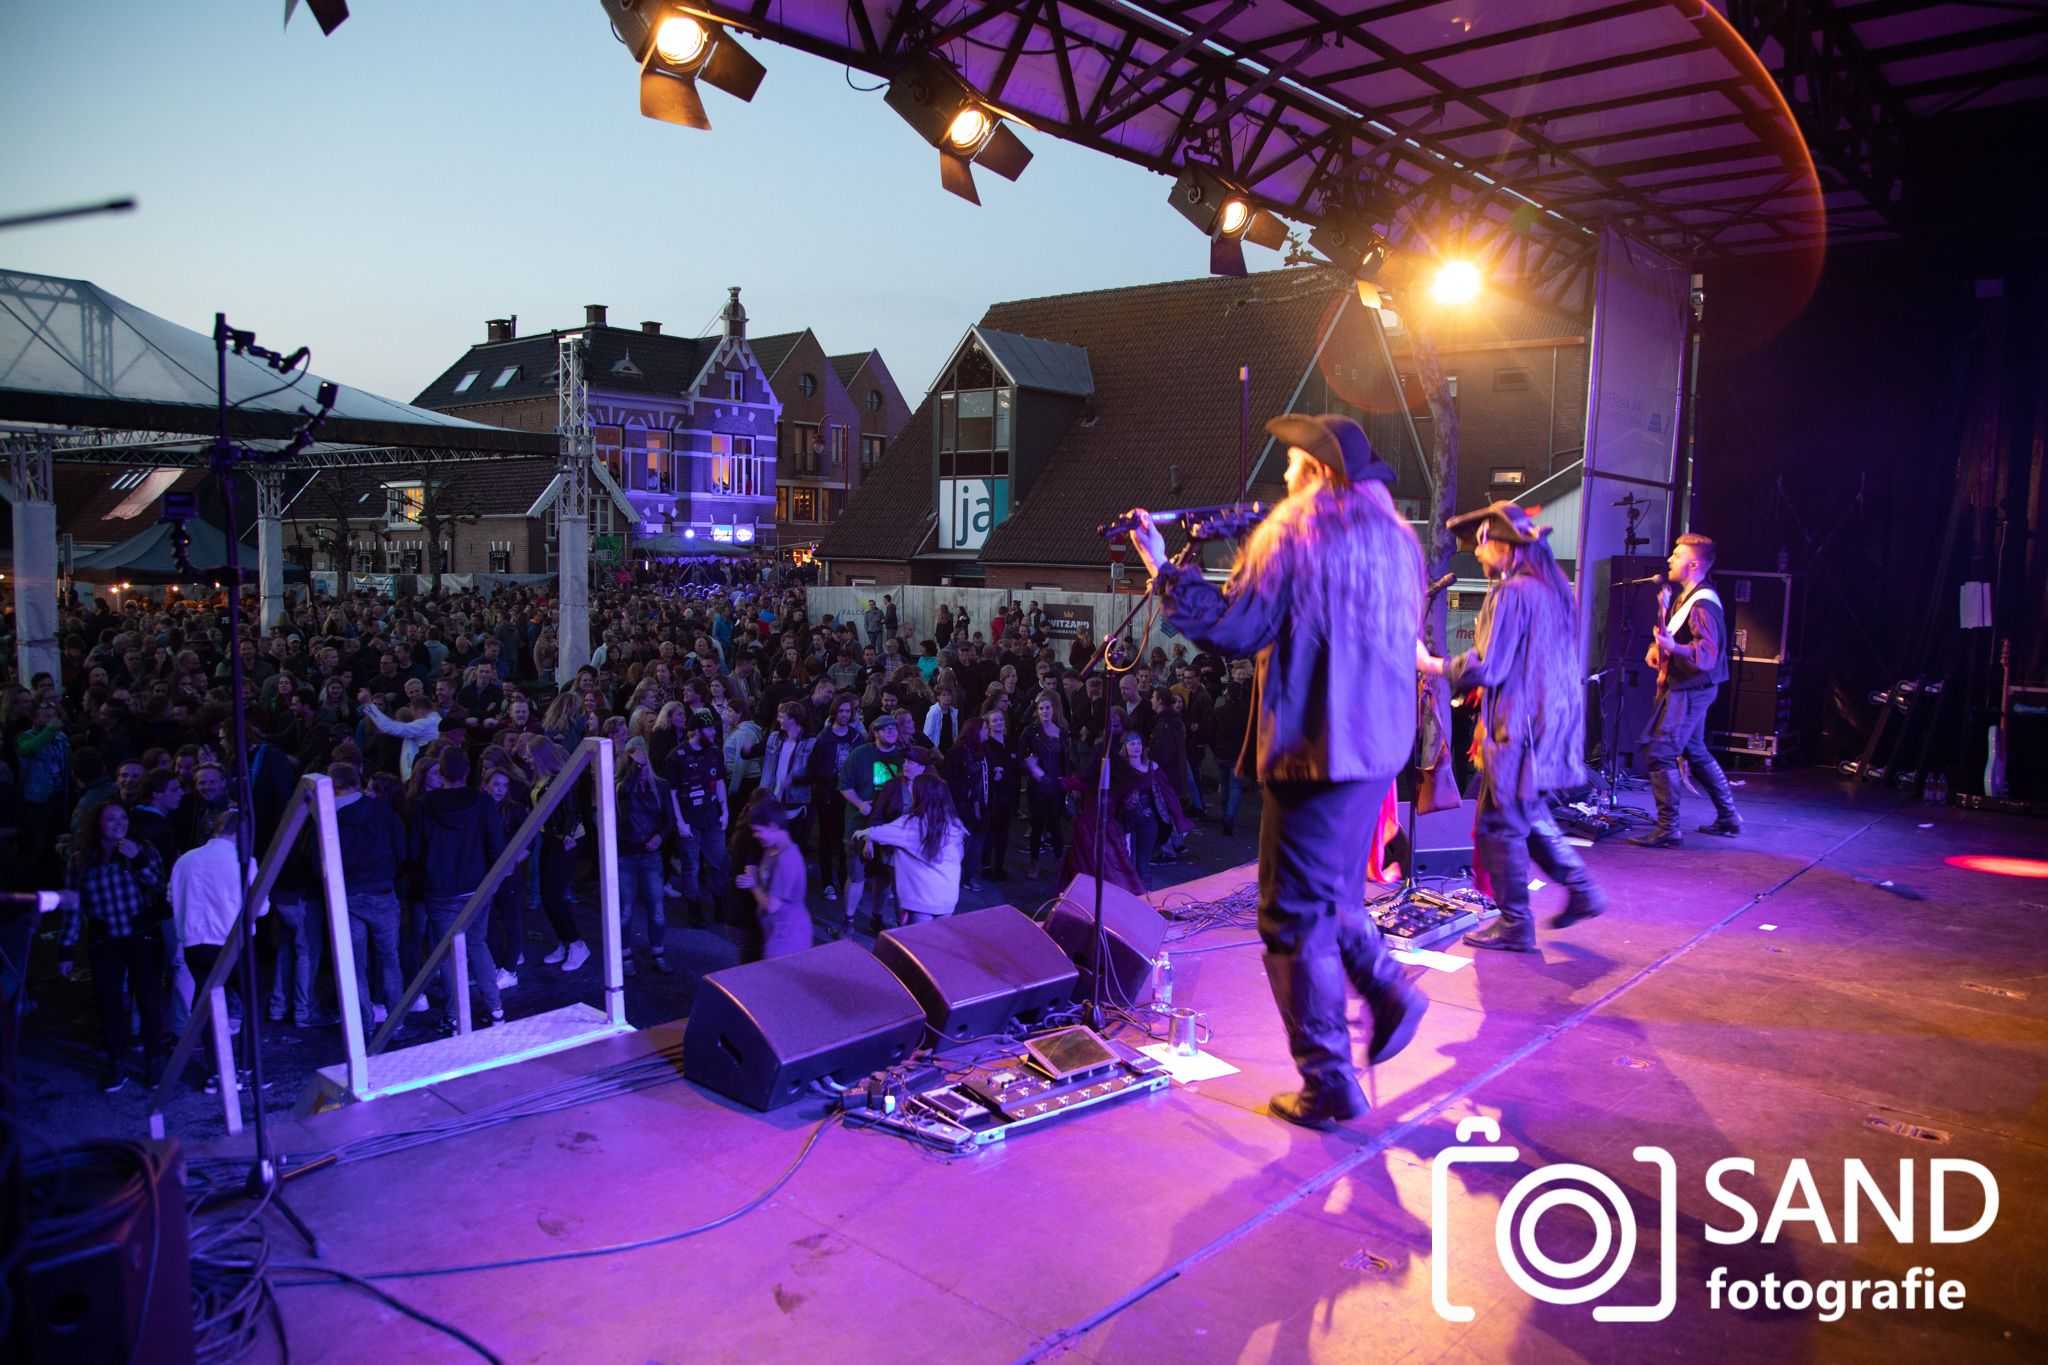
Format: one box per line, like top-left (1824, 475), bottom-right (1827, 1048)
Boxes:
top-left (0, 565), bottom-right (1259, 1097)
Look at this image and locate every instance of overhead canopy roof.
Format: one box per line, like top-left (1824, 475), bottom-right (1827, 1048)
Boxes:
top-left (70, 516), bottom-right (308, 586)
top-left (688, 1), bottom-right (1831, 311)
top-left (0, 271), bottom-right (556, 457)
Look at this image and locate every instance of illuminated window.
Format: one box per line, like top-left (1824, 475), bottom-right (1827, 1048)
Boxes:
top-left (1490, 468), bottom-right (1526, 486)
top-left (644, 431), bottom-right (670, 492)
top-left (792, 488), bottom-right (818, 521)
top-left (384, 481), bottom-right (424, 526)
top-left (595, 425), bottom-right (623, 484)
top-left (776, 486), bottom-right (789, 520)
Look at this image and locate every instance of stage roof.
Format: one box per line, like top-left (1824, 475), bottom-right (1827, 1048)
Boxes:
top-left (0, 271), bottom-right (557, 458)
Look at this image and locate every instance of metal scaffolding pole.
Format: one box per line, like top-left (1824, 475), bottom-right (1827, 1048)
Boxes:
top-left (555, 332), bottom-right (594, 682)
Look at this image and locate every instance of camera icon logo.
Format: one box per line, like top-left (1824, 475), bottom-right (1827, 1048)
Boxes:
top-left (1431, 1117), bottom-right (1677, 1323)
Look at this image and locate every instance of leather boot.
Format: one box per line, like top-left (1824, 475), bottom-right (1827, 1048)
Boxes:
top-left (1628, 770), bottom-right (1684, 848)
top-left (1263, 951), bottom-right (1368, 1125)
top-left (1693, 756), bottom-right (1742, 836)
top-left (1464, 835), bottom-right (1537, 952)
top-left (1529, 819), bottom-right (1609, 929)
top-left (1339, 918), bottom-right (1430, 1063)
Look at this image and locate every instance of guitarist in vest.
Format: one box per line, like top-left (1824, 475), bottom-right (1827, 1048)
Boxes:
top-left (1630, 533), bottom-right (1743, 847)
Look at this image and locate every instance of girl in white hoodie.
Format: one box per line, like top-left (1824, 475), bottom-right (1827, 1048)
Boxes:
top-left (859, 772), bottom-right (965, 923)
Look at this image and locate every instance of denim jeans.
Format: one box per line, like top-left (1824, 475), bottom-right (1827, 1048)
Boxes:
top-left (1223, 772), bottom-right (1247, 824)
top-left (618, 851), bottom-right (667, 958)
top-left (676, 825), bottom-right (731, 900)
top-left (161, 919), bottom-right (192, 1035)
top-left (425, 894), bottom-right (502, 1018)
top-left (267, 895), bottom-right (326, 1023)
top-left (1182, 756), bottom-right (1208, 814)
top-left (346, 889), bottom-right (404, 1024)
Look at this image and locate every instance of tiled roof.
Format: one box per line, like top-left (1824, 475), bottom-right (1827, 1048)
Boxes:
top-left (823, 268), bottom-right (1360, 568)
top-left (413, 328), bottom-right (719, 410)
top-left (828, 351), bottom-right (872, 388)
top-left (1383, 294), bottom-right (1585, 350)
top-left (979, 269), bottom-right (1357, 568)
top-left (281, 462), bottom-right (563, 522)
top-left (749, 331), bottom-right (805, 381)
top-left (974, 327), bottom-right (1094, 397)
top-left (816, 389), bottom-right (937, 562)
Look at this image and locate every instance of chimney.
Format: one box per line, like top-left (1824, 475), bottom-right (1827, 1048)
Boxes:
top-left (721, 286), bottom-right (746, 340)
top-left (640, 320), bottom-right (662, 335)
top-left (585, 304), bottom-right (608, 329)
top-left (485, 317), bottom-right (513, 343)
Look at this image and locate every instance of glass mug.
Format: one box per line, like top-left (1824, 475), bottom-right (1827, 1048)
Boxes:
top-left (1168, 1007), bottom-right (1211, 1057)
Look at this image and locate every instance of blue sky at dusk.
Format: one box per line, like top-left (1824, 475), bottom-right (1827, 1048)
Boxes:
top-left (2, 1), bottom-right (1279, 407)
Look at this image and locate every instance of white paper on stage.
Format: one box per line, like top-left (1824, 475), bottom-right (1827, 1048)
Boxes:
top-left (1392, 948), bottom-right (1472, 973)
top-left (1139, 1044), bottom-right (1241, 1084)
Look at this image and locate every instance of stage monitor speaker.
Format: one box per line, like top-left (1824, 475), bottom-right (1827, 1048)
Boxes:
top-left (1044, 876), bottom-right (1168, 1009)
top-left (1394, 801), bottom-right (1473, 877)
top-left (1713, 658), bottom-right (1792, 736)
top-left (684, 940), bottom-right (927, 1111)
top-left (21, 1139), bottom-right (194, 1365)
top-left (875, 905), bottom-right (1080, 1040)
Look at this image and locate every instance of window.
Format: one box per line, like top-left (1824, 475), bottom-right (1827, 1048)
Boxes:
top-left (453, 371), bottom-right (481, 393)
top-left (867, 389), bottom-right (883, 413)
top-left (595, 425), bottom-right (623, 484)
top-left (861, 435), bottom-right (885, 470)
top-left (776, 486), bottom-right (789, 521)
top-left (489, 541), bottom-right (511, 573)
top-left (791, 487), bottom-right (818, 521)
top-left (791, 423), bottom-right (821, 476)
top-left (400, 545), bottom-right (422, 573)
top-left (726, 371), bottom-right (744, 401)
top-left (384, 481), bottom-right (424, 526)
top-left (1490, 468), bottom-right (1526, 486)
top-left (491, 365), bottom-right (520, 389)
top-left (799, 373), bottom-right (817, 397)
top-left (829, 425), bottom-right (846, 468)
top-left (354, 548), bottom-right (381, 573)
top-left (643, 431), bottom-right (670, 492)
top-left (1493, 367), bottom-right (1532, 393)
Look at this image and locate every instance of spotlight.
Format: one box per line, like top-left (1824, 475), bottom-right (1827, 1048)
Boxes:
top-left (1168, 165), bottom-right (1288, 277)
top-left (284, 0), bottom-right (349, 35)
top-left (1428, 259), bottom-right (1483, 306)
top-left (884, 52), bottom-right (1033, 205)
top-left (608, 1), bottom-right (766, 131)
top-left (1309, 218), bottom-right (1388, 283)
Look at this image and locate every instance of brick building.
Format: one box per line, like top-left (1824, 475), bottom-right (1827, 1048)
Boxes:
top-left (818, 268), bottom-right (1586, 591)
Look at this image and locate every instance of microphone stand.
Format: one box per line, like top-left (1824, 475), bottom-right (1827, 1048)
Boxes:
top-left (1384, 577), bottom-right (1466, 917)
top-left (1068, 527), bottom-right (1235, 1029)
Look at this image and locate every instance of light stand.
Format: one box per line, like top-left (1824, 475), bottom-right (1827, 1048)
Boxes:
top-left (170, 314), bottom-right (335, 1253)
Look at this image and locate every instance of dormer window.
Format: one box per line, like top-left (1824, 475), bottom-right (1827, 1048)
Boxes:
top-left (453, 371), bottom-right (481, 393)
top-left (491, 365), bottom-right (520, 389)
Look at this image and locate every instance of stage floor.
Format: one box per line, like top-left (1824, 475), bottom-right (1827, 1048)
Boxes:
top-left (204, 772), bottom-right (2048, 1363)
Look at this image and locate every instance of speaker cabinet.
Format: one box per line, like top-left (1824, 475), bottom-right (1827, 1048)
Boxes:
top-left (684, 940), bottom-right (927, 1111)
top-left (1044, 876), bottom-right (1168, 1010)
top-left (1394, 801), bottom-right (1474, 876)
top-left (875, 905), bottom-right (1080, 1041)
top-left (22, 1139), bottom-right (194, 1365)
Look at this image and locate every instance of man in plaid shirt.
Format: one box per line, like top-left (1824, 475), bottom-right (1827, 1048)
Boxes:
top-left (60, 800), bottom-right (170, 1092)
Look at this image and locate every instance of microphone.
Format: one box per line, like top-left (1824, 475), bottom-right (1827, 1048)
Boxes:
top-left (1097, 503), bottom-right (1270, 538)
top-left (1427, 571), bottom-right (1456, 595)
top-left (1614, 574), bottom-right (1668, 587)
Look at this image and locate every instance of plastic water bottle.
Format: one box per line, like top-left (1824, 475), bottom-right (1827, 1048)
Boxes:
top-left (1151, 953), bottom-right (1175, 1012)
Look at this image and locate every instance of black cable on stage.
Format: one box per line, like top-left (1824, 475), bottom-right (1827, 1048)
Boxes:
top-left (275, 1261), bottom-right (499, 1364)
top-left (271, 1111), bottom-right (838, 1286)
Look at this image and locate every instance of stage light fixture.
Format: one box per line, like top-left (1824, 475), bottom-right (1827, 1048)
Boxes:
top-left (1169, 165), bottom-right (1288, 277)
top-left (884, 52), bottom-right (1034, 205)
top-left (1428, 259), bottom-right (1483, 306)
top-left (610, 1), bottom-right (766, 131)
top-left (1309, 218), bottom-right (1388, 284)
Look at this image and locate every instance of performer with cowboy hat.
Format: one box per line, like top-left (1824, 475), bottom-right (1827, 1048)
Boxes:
top-left (1416, 500), bottom-right (1608, 951)
top-left (1126, 412), bottom-right (1428, 1125)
